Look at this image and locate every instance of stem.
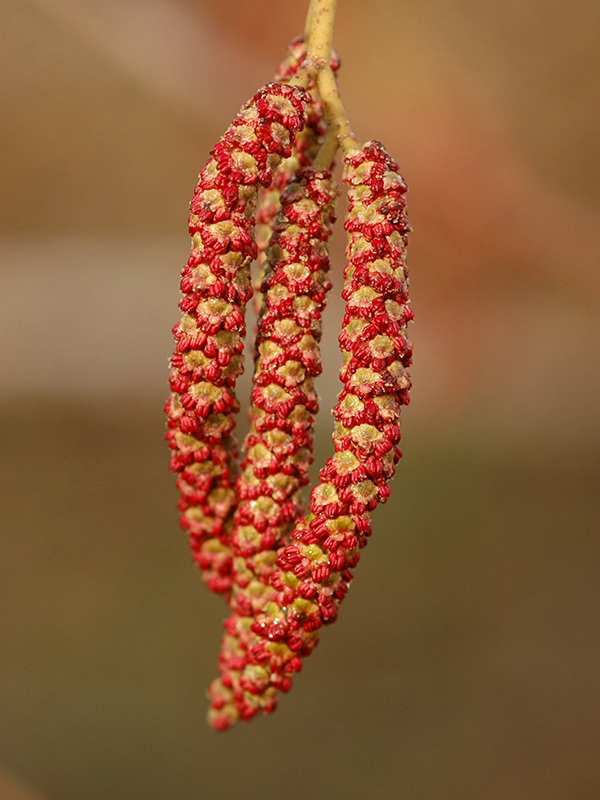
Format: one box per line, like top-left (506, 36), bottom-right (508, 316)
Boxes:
top-left (304, 0), bottom-right (318, 38)
top-left (294, 0), bottom-right (361, 161)
top-left (306, 0), bottom-right (338, 67)
top-left (291, 0), bottom-right (337, 88)
top-left (313, 129), bottom-right (339, 168)
top-left (287, 60), bottom-right (320, 89)
top-left (317, 66), bottom-right (360, 153)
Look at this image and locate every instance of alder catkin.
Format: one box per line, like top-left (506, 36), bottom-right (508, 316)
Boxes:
top-left (208, 166), bottom-right (338, 729)
top-left (218, 141), bottom-right (413, 725)
top-left (165, 83), bottom-right (313, 596)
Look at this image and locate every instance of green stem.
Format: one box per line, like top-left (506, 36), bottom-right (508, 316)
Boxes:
top-left (313, 129), bottom-right (339, 168)
top-left (304, 0), bottom-right (318, 38)
top-left (317, 66), bottom-right (360, 153)
top-left (306, 0), bottom-right (338, 67)
top-left (295, 0), bottom-right (361, 162)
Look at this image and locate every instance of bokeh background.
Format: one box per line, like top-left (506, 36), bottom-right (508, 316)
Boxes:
top-left (1, 1), bottom-right (599, 798)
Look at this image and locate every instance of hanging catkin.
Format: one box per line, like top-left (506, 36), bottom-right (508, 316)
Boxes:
top-left (165, 83), bottom-right (313, 596)
top-left (212, 141), bottom-right (413, 727)
top-left (208, 166), bottom-right (338, 729)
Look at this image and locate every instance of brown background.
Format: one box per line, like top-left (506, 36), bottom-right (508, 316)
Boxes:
top-left (1, 1), bottom-right (599, 798)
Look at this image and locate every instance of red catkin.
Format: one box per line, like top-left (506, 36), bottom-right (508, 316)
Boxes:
top-left (211, 140), bottom-right (413, 727)
top-left (208, 166), bottom-right (339, 729)
top-left (165, 83), bottom-right (313, 597)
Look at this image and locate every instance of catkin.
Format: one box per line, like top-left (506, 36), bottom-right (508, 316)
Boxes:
top-left (208, 167), bottom-right (338, 729)
top-left (165, 83), bottom-right (313, 596)
top-left (216, 141), bottom-right (413, 726)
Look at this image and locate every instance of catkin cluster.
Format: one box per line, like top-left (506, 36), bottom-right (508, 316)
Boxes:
top-left (166, 37), bottom-right (413, 731)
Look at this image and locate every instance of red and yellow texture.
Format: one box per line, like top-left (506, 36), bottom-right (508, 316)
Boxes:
top-left (209, 140), bottom-right (413, 728)
top-left (253, 36), bottom-right (340, 314)
top-left (165, 82), bottom-right (313, 596)
top-left (208, 167), bottom-right (338, 729)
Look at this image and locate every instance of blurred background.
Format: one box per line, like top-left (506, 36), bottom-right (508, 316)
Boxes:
top-left (1, 0), bottom-right (599, 797)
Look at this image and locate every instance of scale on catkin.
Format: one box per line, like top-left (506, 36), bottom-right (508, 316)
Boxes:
top-left (165, 0), bottom-right (413, 729)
